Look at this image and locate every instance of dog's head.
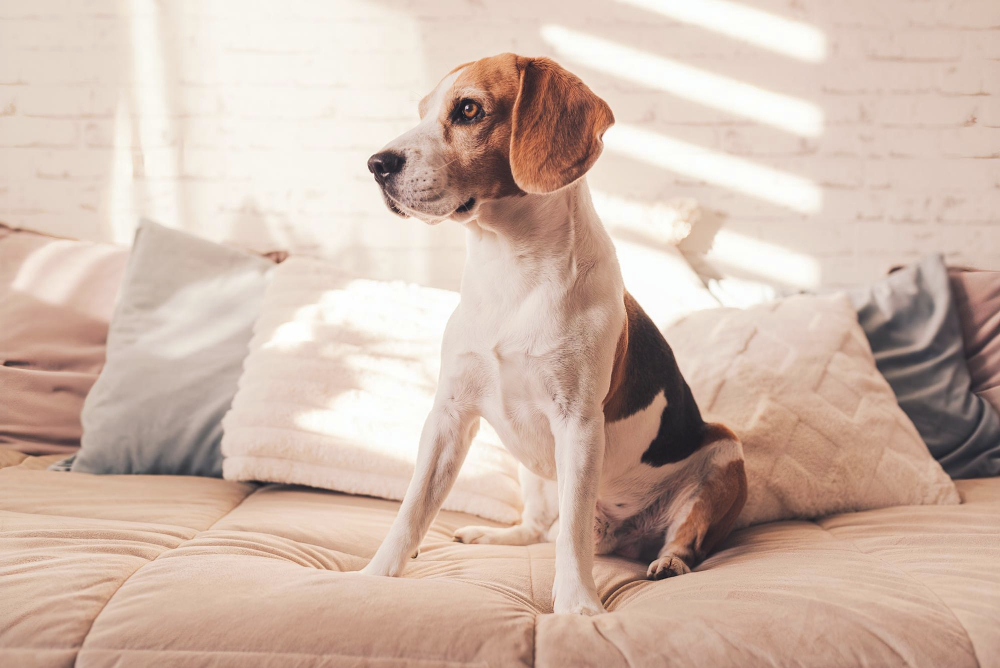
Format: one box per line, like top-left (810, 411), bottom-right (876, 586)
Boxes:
top-left (367, 53), bottom-right (614, 224)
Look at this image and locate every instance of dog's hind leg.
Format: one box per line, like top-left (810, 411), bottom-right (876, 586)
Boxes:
top-left (647, 424), bottom-right (747, 580)
top-left (454, 465), bottom-right (558, 545)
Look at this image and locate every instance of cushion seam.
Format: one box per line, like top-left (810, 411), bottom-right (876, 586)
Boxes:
top-left (813, 520), bottom-right (981, 668)
top-left (527, 546), bottom-right (536, 668)
top-left (70, 646), bottom-right (488, 665)
top-left (592, 621), bottom-right (631, 668)
top-left (531, 614), bottom-right (537, 668)
top-left (71, 485), bottom-right (263, 665)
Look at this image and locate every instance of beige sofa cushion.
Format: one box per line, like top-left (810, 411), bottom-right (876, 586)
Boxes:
top-left (949, 267), bottom-right (1000, 418)
top-left (1, 461), bottom-right (998, 667)
top-left (666, 293), bottom-right (959, 528)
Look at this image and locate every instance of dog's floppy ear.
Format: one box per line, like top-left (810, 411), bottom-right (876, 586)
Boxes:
top-left (509, 57), bottom-right (615, 194)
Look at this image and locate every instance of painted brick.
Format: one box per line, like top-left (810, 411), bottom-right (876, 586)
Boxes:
top-left (0, 0), bottom-right (997, 289)
top-left (0, 116), bottom-right (79, 147)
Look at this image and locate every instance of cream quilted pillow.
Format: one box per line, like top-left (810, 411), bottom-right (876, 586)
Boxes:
top-left (666, 293), bottom-right (960, 528)
top-left (221, 257), bottom-right (522, 523)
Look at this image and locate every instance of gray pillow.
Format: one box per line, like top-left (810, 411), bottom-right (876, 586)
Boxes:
top-left (71, 221), bottom-right (273, 477)
top-left (851, 254), bottom-right (1000, 478)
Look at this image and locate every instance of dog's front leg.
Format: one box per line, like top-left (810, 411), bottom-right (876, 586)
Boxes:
top-left (361, 402), bottom-right (479, 577)
top-left (551, 412), bottom-right (606, 615)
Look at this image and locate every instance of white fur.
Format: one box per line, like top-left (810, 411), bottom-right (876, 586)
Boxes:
top-left (362, 180), bottom-right (626, 615)
top-left (361, 72), bottom-right (698, 616)
top-left (376, 70), bottom-right (478, 223)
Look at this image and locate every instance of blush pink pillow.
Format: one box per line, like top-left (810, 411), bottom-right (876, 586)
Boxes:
top-left (949, 268), bottom-right (1000, 419)
top-left (0, 224), bottom-right (129, 455)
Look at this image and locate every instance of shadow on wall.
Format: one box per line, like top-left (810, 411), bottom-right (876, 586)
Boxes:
top-left (9, 1), bottom-right (995, 291)
top-left (39, 0), bottom-right (826, 291)
top-left (367, 0), bottom-right (831, 292)
top-left (93, 1), bottom-right (473, 290)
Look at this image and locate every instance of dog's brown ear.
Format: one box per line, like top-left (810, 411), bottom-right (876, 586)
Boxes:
top-left (509, 57), bottom-right (615, 194)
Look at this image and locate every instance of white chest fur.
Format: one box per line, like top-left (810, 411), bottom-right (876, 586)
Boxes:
top-left (440, 181), bottom-right (635, 484)
top-left (446, 280), bottom-right (569, 481)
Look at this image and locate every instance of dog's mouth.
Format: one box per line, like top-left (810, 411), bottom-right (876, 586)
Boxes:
top-left (380, 188), bottom-right (476, 222)
top-left (380, 190), bottom-right (410, 218)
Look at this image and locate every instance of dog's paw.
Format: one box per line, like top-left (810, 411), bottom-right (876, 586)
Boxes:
top-left (360, 557), bottom-right (404, 577)
top-left (552, 578), bottom-right (606, 615)
top-left (453, 525), bottom-right (539, 546)
top-left (453, 526), bottom-right (491, 544)
top-left (553, 589), bottom-right (606, 615)
top-left (647, 554), bottom-right (691, 580)
top-left (555, 598), bottom-right (606, 616)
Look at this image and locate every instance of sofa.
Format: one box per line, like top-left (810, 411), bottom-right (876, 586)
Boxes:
top-left (2, 222), bottom-right (1000, 667)
top-left (2, 451), bottom-right (999, 667)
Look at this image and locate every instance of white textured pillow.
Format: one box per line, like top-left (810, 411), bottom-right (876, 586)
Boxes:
top-left (666, 293), bottom-right (960, 528)
top-left (222, 257), bottom-right (522, 523)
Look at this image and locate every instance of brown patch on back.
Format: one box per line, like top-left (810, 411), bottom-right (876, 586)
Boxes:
top-left (701, 422), bottom-right (739, 447)
top-left (603, 291), bottom-right (706, 467)
top-left (603, 312), bottom-right (629, 420)
top-left (603, 292), bottom-right (646, 423)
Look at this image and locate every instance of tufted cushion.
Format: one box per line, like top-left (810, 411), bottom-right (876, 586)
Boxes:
top-left (666, 293), bottom-right (959, 528)
top-left (2, 461), bottom-right (999, 667)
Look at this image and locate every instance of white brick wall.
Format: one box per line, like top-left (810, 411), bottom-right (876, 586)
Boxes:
top-left (0, 0), bottom-right (997, 290)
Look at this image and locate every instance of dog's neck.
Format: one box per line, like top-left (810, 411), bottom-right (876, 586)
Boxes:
top-left (460, 178), bottom-right (617, 300)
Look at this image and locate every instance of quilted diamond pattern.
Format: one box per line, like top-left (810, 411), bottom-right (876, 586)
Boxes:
top-left (667, 293), bottom-right (959, 528)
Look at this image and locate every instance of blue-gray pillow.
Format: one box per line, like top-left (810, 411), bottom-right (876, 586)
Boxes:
top-left (71, 221), bottom-right (273, 477)
top-left (851, 253), bottom-right (1000, 478)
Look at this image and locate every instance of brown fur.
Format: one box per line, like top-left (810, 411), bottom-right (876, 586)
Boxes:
top-left (659, 445), bottom-right (747, 571)
top-left (604, 316), bottom-right (630, 420)
top-left (415, 54), bottom-right (614, 204)
top-left (601, 419), bottom-right (747, 579)
top-left (509, 57), bottom-right (615, 194)
top-left (603, 292), bottom-right (708, 467)
top-left (398, 55), bottom-right (745, 581)
top-left (423, 54), bottom-right (524, 204)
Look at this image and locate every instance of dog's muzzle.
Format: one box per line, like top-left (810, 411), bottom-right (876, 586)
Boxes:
top-left (367, 150), bottom-right (409, 217)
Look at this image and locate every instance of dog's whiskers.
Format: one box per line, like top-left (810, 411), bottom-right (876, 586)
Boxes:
top-left (430, 157), bottom-right (460, 173)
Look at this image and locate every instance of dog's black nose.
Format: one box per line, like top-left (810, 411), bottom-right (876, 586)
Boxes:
top-left (367, 151), bottom-right (405, 183)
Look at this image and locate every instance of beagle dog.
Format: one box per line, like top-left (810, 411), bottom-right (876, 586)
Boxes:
top-left (360, 53), bottom-right (747, 615)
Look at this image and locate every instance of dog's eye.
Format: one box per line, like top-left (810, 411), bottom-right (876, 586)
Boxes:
top-left (454, 99), bottom-right (483, 123)
top-left (461, 101), bottom-right (480, 119)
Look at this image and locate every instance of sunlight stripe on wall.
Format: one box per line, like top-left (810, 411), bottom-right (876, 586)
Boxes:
top-left (603, 124), bottom-right (822, 214)
top-left (540, 25), bottom-right (824, 137)
top-left (614, 0), bottom-right (827, 63)
top-left (710, 229), bottom-right (821, 288)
